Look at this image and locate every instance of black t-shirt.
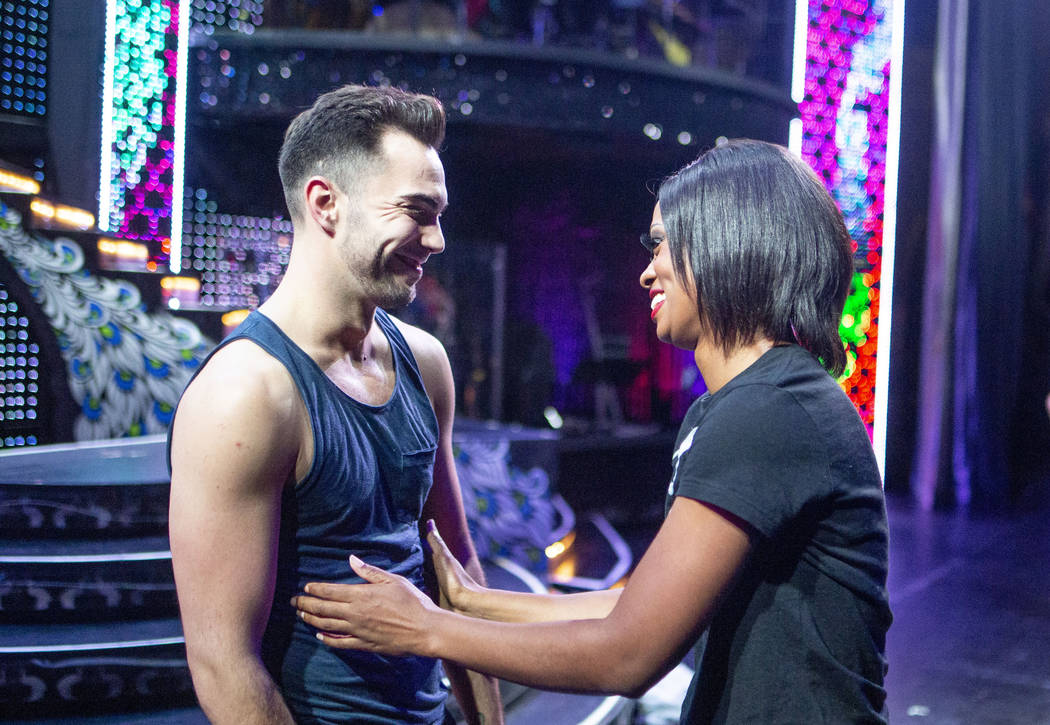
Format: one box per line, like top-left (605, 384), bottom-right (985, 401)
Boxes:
top-left (666, 344), bottom-right (891, 724)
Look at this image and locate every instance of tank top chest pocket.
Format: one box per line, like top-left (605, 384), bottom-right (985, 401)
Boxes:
top-left (391, 445), bottom-right (437, 523)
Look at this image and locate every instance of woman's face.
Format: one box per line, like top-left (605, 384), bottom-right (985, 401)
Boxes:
top-left (639, 203), bottom-right (702, 351)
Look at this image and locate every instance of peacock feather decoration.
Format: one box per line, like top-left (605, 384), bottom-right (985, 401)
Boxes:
top-left (453, 438), bottom-right (559, 574)
top-left (0, 203), bottom-right (212, 441)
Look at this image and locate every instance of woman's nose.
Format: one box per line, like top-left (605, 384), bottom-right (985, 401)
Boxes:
top-left (639, 258), bottom-right (656, 289)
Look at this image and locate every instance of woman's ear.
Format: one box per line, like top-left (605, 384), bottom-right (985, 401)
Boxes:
top-left (304, 176), bottom-right (338, 235)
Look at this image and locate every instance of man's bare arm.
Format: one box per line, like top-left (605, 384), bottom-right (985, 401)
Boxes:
top-left (169, 341), bottom-right (303, 724)
top-left (398, 319), bottom-right (505, 725)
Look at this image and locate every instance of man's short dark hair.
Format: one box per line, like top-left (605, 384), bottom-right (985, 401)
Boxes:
top-left (278, 84), bottom-right (446, 221)
top-left (658, 139), bottom-right (853, 376)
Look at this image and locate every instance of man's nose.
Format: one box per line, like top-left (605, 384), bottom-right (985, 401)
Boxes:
top-left (422, 221), bottom-right (445, 254)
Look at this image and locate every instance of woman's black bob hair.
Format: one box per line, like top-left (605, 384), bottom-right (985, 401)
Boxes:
top-left (658, 139), bottom-right (854, 376)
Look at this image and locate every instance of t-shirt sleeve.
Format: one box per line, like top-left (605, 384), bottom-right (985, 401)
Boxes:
top-left (673, 383), bottom-right (830, 540)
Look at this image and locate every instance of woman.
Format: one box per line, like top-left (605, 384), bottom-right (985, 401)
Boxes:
top-left (293, 139), bottom-right (892, 723)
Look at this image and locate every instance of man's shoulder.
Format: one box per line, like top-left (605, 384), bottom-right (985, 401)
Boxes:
top-left (197, 337), bottom-right (293, 389)
top-left (387, 314), bottom-right (444, 359)
top-left (385, 313), bottom-right (454, 411)
top-left (178, 338), bottom-right (301, 425)
top-left (169, 336), bottom-right (305, 489)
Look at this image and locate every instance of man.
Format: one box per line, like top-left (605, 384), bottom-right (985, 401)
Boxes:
top-left (168, 84), bottom-right (503, 724)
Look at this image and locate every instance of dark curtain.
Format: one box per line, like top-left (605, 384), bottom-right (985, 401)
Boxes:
top-left (905, 0), bottom-right (1050, 510)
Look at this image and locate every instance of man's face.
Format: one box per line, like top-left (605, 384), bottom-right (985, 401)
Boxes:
top-left (337, 129), bottom-right (448, 309)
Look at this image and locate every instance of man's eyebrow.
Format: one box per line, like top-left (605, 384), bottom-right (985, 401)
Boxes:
top-left (400, 193), bottom-right (447, 213)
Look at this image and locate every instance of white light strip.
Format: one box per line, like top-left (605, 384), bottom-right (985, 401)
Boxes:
top-left (97, 0), bottom-right (118, 232)
top-left (0, 551), bottom-right (170, 564)
top-left (788, 117), bottom-right (804, 156)
top-left (873, 0), bottom-right (906, 477)
top-left (577, 696), bottom-right (628, 725)
top-left (548, 493), bottom-right (576, 542)
top-left (0, 637), bottom-right (184, 654)
top-left (790, 0), bottom-right (810, 104)
top-left (491, 557), bottom-right (548, 595)
top-left (169, 0), bottom-right (191, 274)
top-left (549, 514), bottom-right (632, 591)
top-left (0, 432), bottom-right (164, 459)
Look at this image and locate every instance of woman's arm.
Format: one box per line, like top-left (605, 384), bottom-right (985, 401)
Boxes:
top-left (295, 497), bottom-right (751, 697)
top-left (425, 522), bottom-right (622, 623)
top-left (399, 319), bottom-right (504, 725)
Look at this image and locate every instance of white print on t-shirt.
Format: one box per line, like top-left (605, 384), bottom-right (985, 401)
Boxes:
top-left (668, 426), bottom-right (699, 496)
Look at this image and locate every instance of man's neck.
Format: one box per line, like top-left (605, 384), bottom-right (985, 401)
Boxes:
top-left (258, 253), bottom-right (379, 368)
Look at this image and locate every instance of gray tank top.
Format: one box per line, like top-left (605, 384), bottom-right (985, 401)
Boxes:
top-left (171, 308), bottom-right (447, 723)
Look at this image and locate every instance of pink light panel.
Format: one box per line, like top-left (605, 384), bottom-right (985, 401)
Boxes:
top-left (798, 0), bottom-right (895, 430)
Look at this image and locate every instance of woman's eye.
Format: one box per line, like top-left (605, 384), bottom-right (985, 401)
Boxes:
top-left (640, 233), bottom-right (665, 259)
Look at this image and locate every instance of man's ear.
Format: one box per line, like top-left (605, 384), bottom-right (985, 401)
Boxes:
top-left (304, 176), bottom-right (338, 235)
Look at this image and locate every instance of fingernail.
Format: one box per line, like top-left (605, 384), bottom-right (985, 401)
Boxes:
top-left (304, 584), bottom-right (312, 594)
top-left (349, 554), bottom-right (362, 566)
top-left (315, 633), bottom-right (324, 641)
top-left (426, 519), bottom-right (436, 533)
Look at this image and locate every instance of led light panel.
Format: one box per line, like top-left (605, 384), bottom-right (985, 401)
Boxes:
top-left (0, 0), bottom-right (48, 118)
top-left (793, 0), bottom-right (903, 466)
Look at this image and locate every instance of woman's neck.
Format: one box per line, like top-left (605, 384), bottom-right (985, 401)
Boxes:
top-left (694, 336), bottom-right (778, 394)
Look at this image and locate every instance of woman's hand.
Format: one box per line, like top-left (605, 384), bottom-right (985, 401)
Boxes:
top-left (293, 555), bottom-right (440, 656)
top-left (426, 519), bottom-right (483, 614)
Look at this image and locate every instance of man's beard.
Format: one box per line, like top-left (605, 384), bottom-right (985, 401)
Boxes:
top-left (341, 236), bottom-right (418, 310)
top-left (372, 277), bottom-right (417, 310)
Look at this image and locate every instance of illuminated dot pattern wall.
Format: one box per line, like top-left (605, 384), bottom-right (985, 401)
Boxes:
top-left (0, 0), bottom-right (48, 118)
top-left (0, 285), bottom-right (42, 448)
top-left (100, 0), bottom-right (262, 264)
top-left (190, 0), bottom-right (263, 35)
top-left (100, 0), bottom-right (179, 245)
top-left (799, 0), bottom-right (895, 428)
top-left (181, 188), bottom-right (291, 309)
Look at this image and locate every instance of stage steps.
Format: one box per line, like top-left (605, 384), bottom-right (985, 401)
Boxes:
top-left (0, 619), bottom-right (192, 719)
top-left (0, 535), bottom-right (175, 621)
